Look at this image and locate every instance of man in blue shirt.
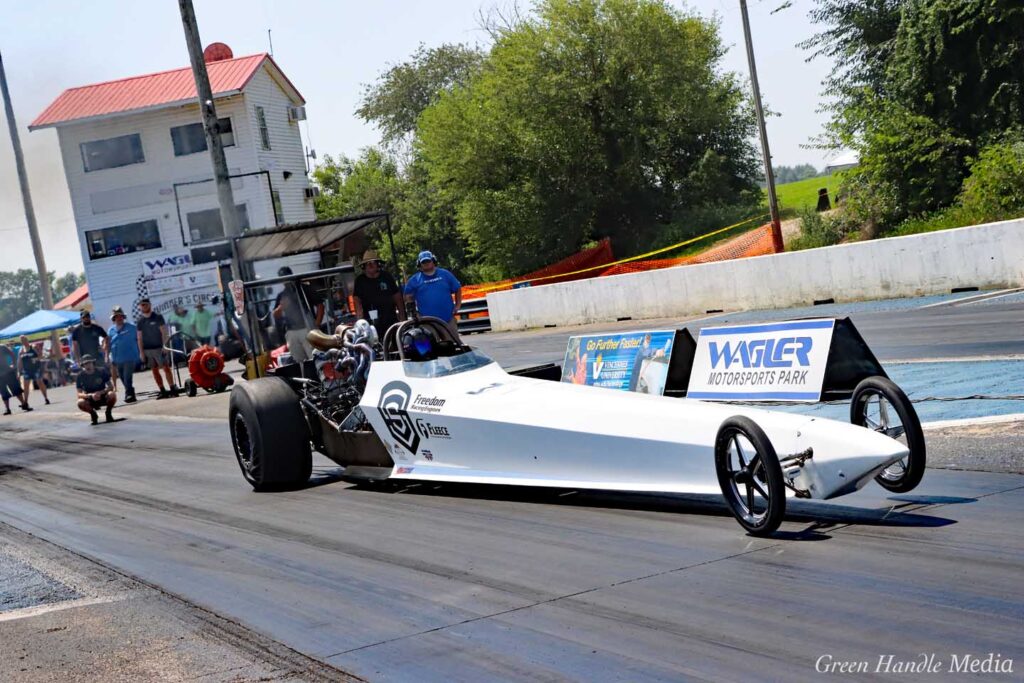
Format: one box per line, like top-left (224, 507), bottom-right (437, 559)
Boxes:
top-left (404, 251), bottom-right (462, 336)
top-left (107, 306), bottom-right (139, 403)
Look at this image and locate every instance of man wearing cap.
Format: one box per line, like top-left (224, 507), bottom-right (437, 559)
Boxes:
top-left (136, 298), bottom-right (179, 399)
top-left (76, 355), bottom-right (116, 424)
top-left (353, 249), bottom-right (406, 338)
top-left (108, 306), bottom-right (139, 403)
top-left (71, 311), bottom-right (108, 364)
top-left (190, 301), bottom-right (214, 345)
top-left (404, 251), bottom-right (462, 335)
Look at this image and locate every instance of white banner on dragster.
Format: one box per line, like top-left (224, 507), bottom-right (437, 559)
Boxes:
top-left (687, 319), bottom-right (836, 401)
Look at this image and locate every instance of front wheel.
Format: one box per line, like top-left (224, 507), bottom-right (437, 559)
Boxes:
top-left (714, 416), bottom-right (785, 536)
top-left (850, 376), bottom-right (926, 493)
top-left (229, 377), bottom-right (312, 491)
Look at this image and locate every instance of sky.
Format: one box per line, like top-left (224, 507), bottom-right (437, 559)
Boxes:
top-left (0, 0), bottom-right (835, 276)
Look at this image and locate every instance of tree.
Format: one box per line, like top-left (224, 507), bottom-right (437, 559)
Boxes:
top-left (773, 164), bottom-right (821, 184)
top-left (805, 0), bottom-right (1024, 225)
top-left (356, 43), bottom-right (485, 151)
top-left (0, 270), bottom-right (85, 330)
top-left (417, 0), bottom-right (760, 276)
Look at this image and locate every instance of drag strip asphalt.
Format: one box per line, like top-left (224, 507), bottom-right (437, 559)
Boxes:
top-left (1, 417), bottom-right (1021, 681)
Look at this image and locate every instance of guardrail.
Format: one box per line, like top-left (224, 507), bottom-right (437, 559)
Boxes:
top-left (456, 297), bottom-right (491, 334)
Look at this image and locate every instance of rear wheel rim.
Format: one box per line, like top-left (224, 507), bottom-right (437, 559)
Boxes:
top-left (857, 391), bottom-right (908, 482)
top-left (233, 413), bottom-right (259, 480)
top-left (723, 431), bottom-right (771, 526)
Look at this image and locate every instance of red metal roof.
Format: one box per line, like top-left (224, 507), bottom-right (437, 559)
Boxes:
top-left (53, 283), bottom-right (90, 310)
top-left (30, 53), bottom-right (303, 130)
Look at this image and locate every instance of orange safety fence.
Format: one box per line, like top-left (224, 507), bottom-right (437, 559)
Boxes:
top-left (462, 238), bottom-right (615, 300)
top-left (461, 214), bottom-right (773, 299)
top-left (599, 224), bottom-right (775, 276)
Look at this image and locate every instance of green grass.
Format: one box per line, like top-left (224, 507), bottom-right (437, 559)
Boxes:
top-left (774, 173), bottom-right (843, 213)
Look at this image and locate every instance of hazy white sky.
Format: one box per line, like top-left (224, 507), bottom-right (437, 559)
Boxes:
top-left (0, 0), bottom-right (834, 275)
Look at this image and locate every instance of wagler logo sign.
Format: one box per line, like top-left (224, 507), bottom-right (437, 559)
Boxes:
top-left (687, 320), bottom-right (835, 401)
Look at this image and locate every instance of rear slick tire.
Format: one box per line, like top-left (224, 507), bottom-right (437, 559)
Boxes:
top-left (715, 416), bottom-right (786, 537)
top-left (850, 376), bottom-right (926, 493)
top-left (229, 377), bottom-right (312, 491)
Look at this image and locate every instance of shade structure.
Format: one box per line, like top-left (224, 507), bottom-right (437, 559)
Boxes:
top-left (0, 309), bottom-right (81, 340)
top-left (233, 212), bottom-right (391, 268)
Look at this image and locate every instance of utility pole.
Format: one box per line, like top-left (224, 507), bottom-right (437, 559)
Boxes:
top-left (1, 50), bottom-right (61, 351)
top-left (740, 0), bottom-right (784, 253)
top-left (178, 0), bottom-right (244, 281)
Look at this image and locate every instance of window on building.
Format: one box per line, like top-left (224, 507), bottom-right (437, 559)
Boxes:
top-left (170, 118), bottom-right (235, 156)
top-left (255, 106), bottom-right (271, 150)
top-left (186, 204), bottom-right (250, 243)
top-left (271, 190), bottom-right (284, 225)
top-left (80, 134), bottom-right (145, 172)
top-left (85, 220), bottom-right (161, 260)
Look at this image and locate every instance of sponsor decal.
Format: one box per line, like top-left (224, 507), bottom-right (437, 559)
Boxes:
top-left (561, 330), bottom-right (675, 395)
top-left (422, 449), bottom-right (434, 461)
top-left (395, 466), bottom-right (414, 475)
top-left (415, 418), bottom-right (451, 440)
top-left (708, 337), bottom-right (812, 369)
top-left (412, 394), bottom-right (446, 414)
top-left (142, 253), bottom-right (193, 277)
top-left (378, 381), bottom-right (419, 454)
top-left (687, 320), bottom-right (834, 401)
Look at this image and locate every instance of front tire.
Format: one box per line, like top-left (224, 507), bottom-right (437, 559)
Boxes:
top-left (850, 376), bottom-right (926, 493)
top-left (715, 416), bottom-right (785, 536)
top-left (229, 377), bottom-right (312, 491)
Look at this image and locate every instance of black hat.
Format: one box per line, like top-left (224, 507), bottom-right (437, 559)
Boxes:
top-left (277, 266), bottom-right (294, 277)
top-left (80, 354), bottom-right (96, 364)
top-left (140, 297), bottom-right (151, 304)
top-left (80, 310), bottom-right (91, 318)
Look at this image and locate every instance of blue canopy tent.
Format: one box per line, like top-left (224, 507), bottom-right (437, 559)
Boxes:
top-left (0, 309), bottom-right (80, 341)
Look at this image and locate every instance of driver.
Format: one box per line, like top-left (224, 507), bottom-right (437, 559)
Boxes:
top-left (273, 266), bottom-right (324, 364)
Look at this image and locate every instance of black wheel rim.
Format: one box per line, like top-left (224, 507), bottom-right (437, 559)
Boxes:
top-left (723, 431), bottom-right (772, 526)
top-left (857, 391), bottom-right (908, 482)
top-left (233, 412), bottom-right (259, 480)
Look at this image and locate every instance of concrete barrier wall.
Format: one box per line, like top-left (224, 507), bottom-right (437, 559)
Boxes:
top-left (488, 218), bottom-right (1024, 331)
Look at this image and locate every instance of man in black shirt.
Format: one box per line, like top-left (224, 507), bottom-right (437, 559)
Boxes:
top-left (353, 249), bottom-right (405, 339)
top-left (76, 354), bottom-right (116, 424)
top-left (0, 343), bottom-right (31, 415)
top-left (135, 298), bottom-right (179, 398)
top-left (71, 311), bottom-right (108, 363)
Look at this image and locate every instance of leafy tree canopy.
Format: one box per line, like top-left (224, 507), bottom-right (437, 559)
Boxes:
top-left (417, 0), bottom-right (760, 276)
top-left (0, 270), bottom-right (85, 330)
top-left (805, 0), bottom-right (1024, 223)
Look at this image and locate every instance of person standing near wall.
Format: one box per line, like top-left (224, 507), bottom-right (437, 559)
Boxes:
top-left (136, 298), bottom-right (179, 399)
top-left (190, 301), bottom-right (213, 346)
top-left (108, 306), bottom-right (139, 403)
top-left (17, 335), bottom-right (49, 405)
top-left (404, 251), bottom-right (462, 338)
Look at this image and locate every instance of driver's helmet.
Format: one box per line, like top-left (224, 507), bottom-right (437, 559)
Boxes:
top-left (401, 327), bottom-right (437, 362)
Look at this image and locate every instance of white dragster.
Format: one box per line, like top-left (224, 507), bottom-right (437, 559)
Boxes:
top-left (229, 318), bottom-right (925, 536)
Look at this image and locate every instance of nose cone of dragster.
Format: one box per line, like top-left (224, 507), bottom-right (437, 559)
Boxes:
top-left (789, 418), bottom-right (910, 500)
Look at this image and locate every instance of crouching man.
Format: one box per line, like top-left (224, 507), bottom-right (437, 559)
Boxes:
top-left (76, 354), bottom-right (116, 425)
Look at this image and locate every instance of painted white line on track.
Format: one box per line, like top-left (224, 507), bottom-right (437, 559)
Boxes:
top-left (918, 288), bottom-right (1024, 309)
top-left (923, 413), bottom-right (1024, 430)
top-left (887, 355), bottom-right (1024, 364)
top-left (0, 594), bottom-right (127, 622)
